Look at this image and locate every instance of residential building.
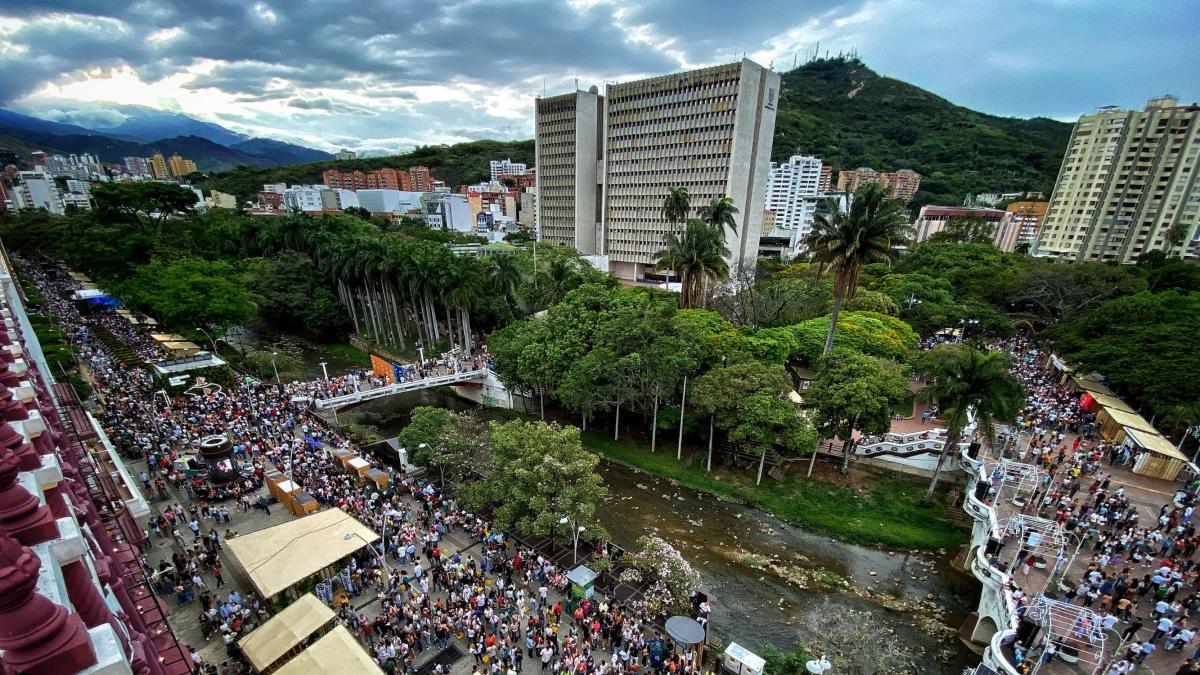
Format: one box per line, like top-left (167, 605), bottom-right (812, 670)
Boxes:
top-left (0, 178), bottom-right (10, 210)
top-left (1004, 201), bottom-right (1050, 251)
top-left (535, 59), bottom-right (781, 280)
top-left (257, 191), bottom-right (284, 210)
top-left (357, 189), bottom-right (424, 215)
top-left (818, 165), bottom-right (833, 193)
top-left (764, 155), bottom-right (824, 240)
top-left (335, 149), bottom-right (357, 161)
top-left (837, 167), bottom-right (922, 203)
top-left (167, 154), bottom-right (197, 177)
top-left (912, 205), bottom-right (1007, 244)
top-left (13, 170), bottom-right (63, 214)
top-left (490, 158), bottom-right (528, 181)
top-left (282, 186), bottom-right (325, 212)
top-left (123, 156), bottom-right (150, 176)
top-left (209, 190), bottom-right (238, 209)
top-left (148, 152), bottom-right (169, 179)
top-left (1036, 97), bottom-right (1200, 262)
top-left (262, 182), bottom-right (288, 194)
top-left (323, 167), bottom-right (417, 191)
top-left (409, 165), bottom-right (432, 191)
top-left (333, 188), bottom-right (360, 210)
top-left (426, 192), bottom-right (474, 232)
top-left (518, 188), bottom-right (537, 230)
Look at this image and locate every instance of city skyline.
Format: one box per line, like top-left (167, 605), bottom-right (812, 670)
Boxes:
top-left (0, 0), bottom-right (1196, 154)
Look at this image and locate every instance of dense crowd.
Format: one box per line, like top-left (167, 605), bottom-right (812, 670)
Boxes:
top-left (980, 337), bottom-right (1200, 675)
top-left (25, 261), bottom-right (697, 675)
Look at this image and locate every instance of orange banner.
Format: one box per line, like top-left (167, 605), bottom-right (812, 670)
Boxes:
top-left (370, 355), bottom-right (396, 384)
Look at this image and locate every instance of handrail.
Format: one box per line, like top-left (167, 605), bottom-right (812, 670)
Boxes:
top-left (313, 369), bottom-right (488, 409)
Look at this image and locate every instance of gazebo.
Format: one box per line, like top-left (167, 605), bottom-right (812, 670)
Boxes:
top-left (1023, 595), bottom-right (1106, 674)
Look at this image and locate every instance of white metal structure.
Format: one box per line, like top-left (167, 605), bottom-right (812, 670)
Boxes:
top-left (312, 369), bottom-right (487, 410)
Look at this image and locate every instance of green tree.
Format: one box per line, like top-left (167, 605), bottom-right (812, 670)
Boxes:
top-left (653, 220), bottom-right (730, 308)
top-left (624, 535), bottom-right (702, 616)
top-left (925, 215), bottom-right (996, 244)
top-left (698, 196), bottom-right (739, 241)
top-left (916, 345), bottom-right (1024, 503)
top-left (466, 420), bottom-right (608, 543)
top-left (120, 258), bottom-right (253, 332)
top-left (1004, 260), bottom-right (1146, 325)
top-left (396, 407), bottom-right (457, 466)
top-left (806, 350), bottom-right (911, 473)
top-left (787, 311), bottom-right (919, 364)
top-left (807, 182), bottom-right (912, 357)
top-left (92, 182), bottom-right (197, 232)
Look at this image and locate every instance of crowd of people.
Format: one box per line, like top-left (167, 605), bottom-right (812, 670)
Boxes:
top-left (25, 261), bottom-right (698, 675)
top-left (978, 337), bottom-right (1200, 675)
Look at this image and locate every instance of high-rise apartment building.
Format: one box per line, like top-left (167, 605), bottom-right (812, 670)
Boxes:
top-left (818, 165), bottom-right (833, 193)
top-left (148, 152), bottom-right (168, 179)
top-left (535, 60), bottom-right (780, 280)
top-left (123, 156), bottom-right (150, 176)
top-left (1005, 201), bottom-right (1049, 251)
top-left (490, 159), bottom-right (528, 181)
top-left (836, 167), bottom-right (922, 203)
top-left (1036, 97), bottom-right (1200, 262)
top-left (167, 154), bottom-right (197, 177)
top-left (13, 170), bottom-right (63, 215)
top-left (335, 149), bottom-right (357, 161)
top-left (764, 155), bottom-right (825, 234)
top-left (409, 166), bottom-right (432, 192)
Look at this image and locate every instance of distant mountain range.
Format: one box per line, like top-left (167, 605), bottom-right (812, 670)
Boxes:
top-left (0, 107), bottom-right (331, 172)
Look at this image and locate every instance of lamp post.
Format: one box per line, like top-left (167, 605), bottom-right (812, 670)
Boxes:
top-left (270, 352), bottom-right (280, 384)
top-left (196, 326), bottom-right (218, 353)
top-left (958, 318), bottom-right (980, 343)
top-left (559, 516), bottom-right (585, 566)
top-left (906, 293), bottom-right (921, 310)
top-left (320, 361), bottom-right (329, 381)
top-left (345, 531), bottom-right (388, 577)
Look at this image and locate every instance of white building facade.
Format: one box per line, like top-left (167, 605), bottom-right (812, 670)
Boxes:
top-left (490, 159), bottom-right (528, 181)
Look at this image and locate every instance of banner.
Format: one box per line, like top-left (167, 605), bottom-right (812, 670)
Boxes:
top-left (371, 355), bottom-right (397, 384)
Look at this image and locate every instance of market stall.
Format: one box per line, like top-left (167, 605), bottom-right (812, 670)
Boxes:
top-left (272, 624), bottom-right (383, 675)
top-left (225, 507), bottom-right (379, 600)
top-left (238, 593), bottom-right (334, 673)
top-left (1127, 428), bottom-right (1189, 481)
top-left (1095, 405), bottom-right (1156, 443)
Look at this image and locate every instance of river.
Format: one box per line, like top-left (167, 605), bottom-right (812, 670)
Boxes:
top-left (329, 386), bottom-right (980, 673)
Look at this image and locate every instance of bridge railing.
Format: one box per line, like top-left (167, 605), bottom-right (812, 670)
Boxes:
top-left (313, 368), bottom-right (488, 409)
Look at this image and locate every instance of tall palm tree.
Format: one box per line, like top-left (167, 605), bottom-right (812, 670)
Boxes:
top-left (917, 344), bottom-right (1024, 503)
top-left (488, 255), bottom-right (522, 302)
top-left (661, 187), bottom-right (691, 289)
top-left (699, 196), bottom-right (739, 241)
top-left (808, 182), bottom-right (911, 356)
top-left (653, 220), bottom-right (730, 308)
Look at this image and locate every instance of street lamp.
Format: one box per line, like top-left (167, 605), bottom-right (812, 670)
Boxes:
top-left (345, 531), bottom-right (388, 576)
top-left (559, 517), bottom-right (586, 565)
top-left (906, 293), bottom-right (922, 309)
top-left (195, 326), bottom-right (217, 353)
top-left (319, 361), bottom-right (329, 381)
top-left (270, 352), bottom-right (280, 384)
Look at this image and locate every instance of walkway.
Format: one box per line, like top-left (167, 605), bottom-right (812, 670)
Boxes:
top-left (312, 369), bottom-right (488, 410)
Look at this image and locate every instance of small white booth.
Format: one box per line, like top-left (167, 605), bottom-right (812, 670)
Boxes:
top-left (722, 643), bottom-right (765, 675)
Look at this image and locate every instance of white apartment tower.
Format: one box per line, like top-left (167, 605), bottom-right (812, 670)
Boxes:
top-left (534, 59), bottom-right (781, 280)
top-left (1036, 97), bottom-right (1200, 262)
top-left (765, 155), bottom-right (824, 235)
top-left (490, 159), bottom-right (528, 181)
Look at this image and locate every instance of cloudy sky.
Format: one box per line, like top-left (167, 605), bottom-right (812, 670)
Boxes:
top-left (1, 0), bottom-right (1196, 154)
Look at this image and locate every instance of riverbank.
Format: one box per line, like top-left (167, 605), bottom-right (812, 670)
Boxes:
top-left (581, 431), bottom-right (968, 550)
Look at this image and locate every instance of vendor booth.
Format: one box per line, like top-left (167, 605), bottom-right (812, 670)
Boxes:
top-left (1082, 392), bottom-right (1135, 415)
top-left (363, 468), bottom-right (389, 490)
top-left (1127, 428), bottom-right (1189, 481)
top-left (722, 643), bottom-right (765, 675)
top-left (1068, 373), bottom-right (1115, 397)
top-left (226, 507), bottom-right (379, 600)
top-left (1095, 406), bottom-right (1156, 443)
top-left (272, 624), bottom-right (383, 675)
top-left (238, 594), bottom-right (335, 673)
top-left (347, 456), bottom-right (371, 478)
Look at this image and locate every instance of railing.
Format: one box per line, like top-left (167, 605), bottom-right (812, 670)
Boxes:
top-left (313, 369), bottom-right (488, 409)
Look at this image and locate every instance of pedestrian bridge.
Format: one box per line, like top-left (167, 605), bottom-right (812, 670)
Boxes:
top-left (312, 369), bottom-right (489, 410)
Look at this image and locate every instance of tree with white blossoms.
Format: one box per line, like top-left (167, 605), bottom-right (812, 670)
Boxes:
top-left (625, 535), bottom-right (702, 616)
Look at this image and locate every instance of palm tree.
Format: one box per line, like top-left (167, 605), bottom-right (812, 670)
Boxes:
top-left (662, 187), bottom-right (691, 230)
top-left (699, 196), bottom-right (739, 241)
top-left (488, 255), bottom-right (522, 302)
top-left (916, 344), bottom-right (1024, 504)
top-left (653, 220), bottom-right (730, 308)
top-left (808, 182), bottom-right (911, 357)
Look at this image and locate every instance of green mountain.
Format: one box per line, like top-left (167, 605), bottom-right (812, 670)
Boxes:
top-left (774, 57), bottom-right (1071, 207)
top-left (202, 58), bottom-right (1069, 209)
top-left (198, 139), bottom-right (535, 203)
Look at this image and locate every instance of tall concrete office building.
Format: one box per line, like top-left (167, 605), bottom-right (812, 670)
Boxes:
top-left (1036, 97), bottom-right (1200, 262)
top-left (534, 59), bottom-right (780, 280)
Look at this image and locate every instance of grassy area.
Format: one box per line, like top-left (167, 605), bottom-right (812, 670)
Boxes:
top-left (322, 342), bottom-right (371, 365)
top-left (581, 431), bottom-right (967, 550)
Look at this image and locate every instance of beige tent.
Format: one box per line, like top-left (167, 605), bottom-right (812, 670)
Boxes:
top-left (1070, 374), bottom-right (1115, 397)
top-left (1096, 406), bottom-right (1156, 442)
top-left (239, 594), bottom-right (334, 673)
top-left (1087, 393), bottom-right (1135, 414)
top-left (226, 507), bottom-right (379, 599)
top-left (272, 625), bottom-right (383, 675)
top-left (1128, 428), bottom-right (1188, 481)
